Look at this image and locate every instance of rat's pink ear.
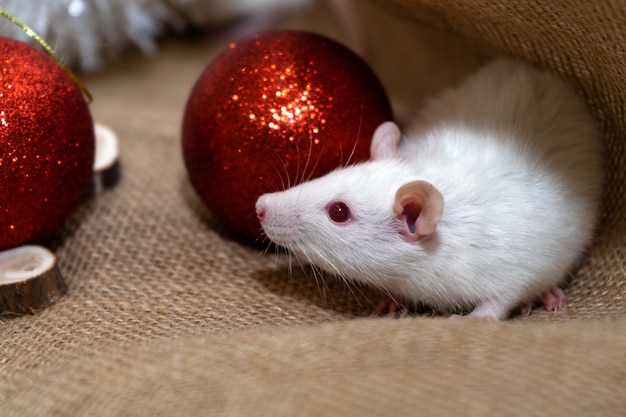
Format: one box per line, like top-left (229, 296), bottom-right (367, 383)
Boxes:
top-left (370, 121), bottom-right (401, 160)
top-left (393, 181), bottom-right (444, 242)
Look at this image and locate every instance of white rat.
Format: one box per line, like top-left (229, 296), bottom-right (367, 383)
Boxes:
top-left (255, 59), bottom-right (603, 320)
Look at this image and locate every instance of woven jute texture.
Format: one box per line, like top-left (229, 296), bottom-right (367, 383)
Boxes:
top-left (1, 1), bottom-right (624, 416)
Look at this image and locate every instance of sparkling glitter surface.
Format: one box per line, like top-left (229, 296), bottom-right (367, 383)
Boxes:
top-left (0, 37), bottom-right (94, 250)
top-left (182, 31), bottom-right (392, 240)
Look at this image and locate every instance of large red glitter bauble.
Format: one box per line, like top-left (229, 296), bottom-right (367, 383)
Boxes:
top-left (0, 37), bottom-right (94, 251)
top-left (183, 31), bottom-right (392, 240)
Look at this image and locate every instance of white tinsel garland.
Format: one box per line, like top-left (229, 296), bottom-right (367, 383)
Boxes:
top-left (0, 0), bottom-right (312, 71)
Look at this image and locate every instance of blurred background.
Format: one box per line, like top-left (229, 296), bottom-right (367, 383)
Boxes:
top-left (0, 0), bottom-right (488, 112)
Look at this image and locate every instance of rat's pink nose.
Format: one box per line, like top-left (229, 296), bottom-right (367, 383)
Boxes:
top-left (255, 198), bottom-right (267, 220)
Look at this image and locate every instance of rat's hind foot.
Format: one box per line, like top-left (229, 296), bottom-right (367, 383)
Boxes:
top-left (539, 287), bottom-right (567, 311)
top-left (372, 295), bottom-right (410, 318)
top-left (519, 287), bottom-right (567, 315)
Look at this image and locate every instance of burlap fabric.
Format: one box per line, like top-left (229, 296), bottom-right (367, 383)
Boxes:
top-left (1, 1), bottom-right (624, 416)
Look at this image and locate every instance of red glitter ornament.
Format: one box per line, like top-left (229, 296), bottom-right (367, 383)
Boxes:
top-left (183, 31), bottom-right (392, 240)
top-left (0, 37), bottom-right (94, 251)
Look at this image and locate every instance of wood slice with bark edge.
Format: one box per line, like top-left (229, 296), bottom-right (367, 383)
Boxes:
top-left (0, 245), bottom-right (67, 317)
top-left (93, 122), bottom-right (120, 193)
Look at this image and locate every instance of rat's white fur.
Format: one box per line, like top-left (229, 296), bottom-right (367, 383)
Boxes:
top-left (256, 59), bottom-right (603, 319)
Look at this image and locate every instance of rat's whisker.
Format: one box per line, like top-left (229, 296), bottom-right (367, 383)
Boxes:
top-left (295, 250), bottom-right (336, 305)
top-left (338, 275), bottom-right (375, 312)
top-left (290, 139), bottom-right (302, 190)
top-left (266, 148), bottom-right (291, 191)
top-left (303, 142), bottom-right (323, 184)
top-left (344, 100), bottom-right (365, 168)
top-left (298, 116), bottom-right (316, 185)
top-left (286, 254), bottom-right (292, 278)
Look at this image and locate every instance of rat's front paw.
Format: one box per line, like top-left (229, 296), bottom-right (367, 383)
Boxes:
top-left (372, 295), bottom-right (410, 318)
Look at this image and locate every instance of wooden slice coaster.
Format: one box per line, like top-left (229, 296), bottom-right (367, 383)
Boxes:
top-left (0, 245), bottom-right (67, 317)
top-left (93, 122), bottom-right (120, 193)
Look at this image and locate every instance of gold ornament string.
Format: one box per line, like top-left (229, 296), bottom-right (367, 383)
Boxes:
top-left (0, 6), bottom-right (93, 103)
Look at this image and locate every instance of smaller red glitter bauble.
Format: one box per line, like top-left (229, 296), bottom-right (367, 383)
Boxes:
top-left (0, 37), bottom-right (95, 251)
top-left (183, 31), bottom-right (393, 240)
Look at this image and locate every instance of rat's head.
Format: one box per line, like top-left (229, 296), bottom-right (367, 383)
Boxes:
top-left (255, 122), bottom-right (444, 280)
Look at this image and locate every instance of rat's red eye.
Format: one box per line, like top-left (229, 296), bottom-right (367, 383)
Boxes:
top-left (327, 201), bottom-right (352, 223)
